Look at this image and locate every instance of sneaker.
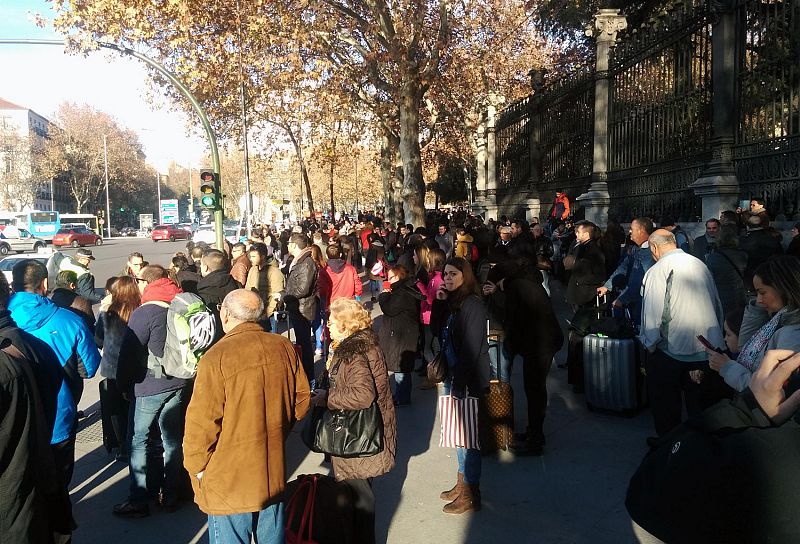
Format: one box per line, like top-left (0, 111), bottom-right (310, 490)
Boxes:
top-left (112, 501), bottom-right (150, 518)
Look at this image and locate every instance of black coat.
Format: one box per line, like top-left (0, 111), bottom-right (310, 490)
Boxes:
top-left (627, 390), bottom-right (800, 543)
top-left (0, 341), bottom-right (59, 544)
top-left (503, 276), bottom-right (564, 358)
top-left (566, 240), bottom-right (606, 307)
top-left (740, 228), bottom-right (783, 290)
top-left (176, 269), bottom-right (202, 294)
top-left (0, 311), bottom-right (61, 433)
top-left (445, 295), bottom-right (491, 394)
top-left (197, 269), bottom-right (241, 342)
top-left (284, 249), bottom-right (319, 322)
top-left (377, 278), bottom-right (424, 372)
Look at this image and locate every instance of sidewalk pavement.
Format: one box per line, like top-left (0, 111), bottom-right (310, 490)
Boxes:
top-left (71, 280), bottom-right (662, 544)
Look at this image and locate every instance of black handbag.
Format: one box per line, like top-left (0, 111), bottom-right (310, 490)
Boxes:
top-left (302, 401), bottom-right (384, 458)
top-left (427, 351), bottom-right (447, 383)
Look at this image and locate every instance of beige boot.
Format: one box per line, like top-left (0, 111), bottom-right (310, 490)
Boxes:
top-left (439, 472), bottom-right (464, 501)
top-left (443, 484), bottom-right (481, 514)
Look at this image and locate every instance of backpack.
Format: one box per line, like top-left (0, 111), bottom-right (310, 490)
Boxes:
top-left (145, 293), bottom-right (217, 379)
top-left (466, 242), bottom-right (479, 264)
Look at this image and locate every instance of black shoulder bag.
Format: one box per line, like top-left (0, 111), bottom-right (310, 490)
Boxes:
top-left (301, 358), bottom-right (384, 458)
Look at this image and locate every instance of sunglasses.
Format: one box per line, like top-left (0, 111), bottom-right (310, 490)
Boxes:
top-left (135, 277), bottom-right (148, 283)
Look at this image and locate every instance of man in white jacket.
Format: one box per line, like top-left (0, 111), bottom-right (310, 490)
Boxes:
top-left (639, 229), bottom-right (724, 438)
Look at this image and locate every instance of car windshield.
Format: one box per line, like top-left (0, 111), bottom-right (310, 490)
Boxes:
top-left (154, 225), bottom-right (168, 230)
top-left (0, 257), bottom-right (47, 271)
top-left (56, 229), bottom-right (72, 234)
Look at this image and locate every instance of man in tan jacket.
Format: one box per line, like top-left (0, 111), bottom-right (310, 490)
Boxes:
top-left (183, 289), bottom-right (310, 543)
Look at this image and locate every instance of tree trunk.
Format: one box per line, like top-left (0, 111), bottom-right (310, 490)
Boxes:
top-left (286, 127), bottom-right (314, 213)
top-left (398, 84), bottom-right (426, 227)
top-left (329, 161), bottom-right (335, 217)
top-left (380, 131), bottom-right (395, 224)
top-left (392, 145), bottom-right (404, 225)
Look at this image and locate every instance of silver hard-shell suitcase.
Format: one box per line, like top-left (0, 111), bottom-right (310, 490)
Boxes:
top-left (583, 334), bottom-right (646, 415)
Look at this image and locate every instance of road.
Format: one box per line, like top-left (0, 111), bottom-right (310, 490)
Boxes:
top-left (52, 236), bottom-right (193, 286)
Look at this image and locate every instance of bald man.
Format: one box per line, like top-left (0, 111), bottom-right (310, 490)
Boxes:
top-left (183, 289), bottom-right (310, 543)
top-left (639, 229), bottom-right (724, 442)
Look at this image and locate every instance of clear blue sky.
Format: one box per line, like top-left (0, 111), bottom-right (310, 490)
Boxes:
top-left (0, 0), bottom-right (206, 173)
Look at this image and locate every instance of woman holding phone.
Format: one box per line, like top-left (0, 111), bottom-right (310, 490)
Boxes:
top-left (706, 256), bottom-right (800, 392)
top-left (436, 257), bottom-right (490, 514)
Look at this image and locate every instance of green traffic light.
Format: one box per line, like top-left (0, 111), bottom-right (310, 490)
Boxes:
top-left (201, 195), bottom-right (216, 207)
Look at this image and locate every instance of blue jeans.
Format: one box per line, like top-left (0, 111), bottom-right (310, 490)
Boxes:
top-left (369, 279), bottom-right (383, 295)
top-left (441, 380), bottom-right (481, 485)
top-left (128, 387), bottom-right (190, 505)
top-left (488, 338), bottom-right (512, 384)
top-left (311, 305), bottom-right (324, 352)
top-left (289, 314), bottom-right (315, 387)
top-left (390, 371), bottom-right (411, 404)
top-left (208, 502), bottom-right (284, 544)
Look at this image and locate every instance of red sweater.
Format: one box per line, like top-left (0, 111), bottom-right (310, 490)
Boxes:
top-left (319, 259), bottom-right (363, 308)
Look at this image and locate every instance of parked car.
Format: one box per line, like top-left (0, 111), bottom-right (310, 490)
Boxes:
top-left (0, 254), bottom-right (49, 284)
top-left (151, 224), bottom-right (191, 243)
top-left (0, 228), bottom-right (47, 255)
top-left (119, 227), bottom-right (138, 237)
top-left (192, 224), bottom-right (216, 245)
top-left (52, 227), bottom-right (103, 248)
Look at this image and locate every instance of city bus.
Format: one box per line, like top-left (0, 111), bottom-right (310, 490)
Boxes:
top-left (60, 213), bottom-right (100, 235)
top-left (0, 210), bottom-right (61, 241)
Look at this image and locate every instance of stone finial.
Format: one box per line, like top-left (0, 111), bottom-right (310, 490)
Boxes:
top-left (586, 8), bottom-right (628, 43)
top-left (529, 68), bottom-right (548, 92)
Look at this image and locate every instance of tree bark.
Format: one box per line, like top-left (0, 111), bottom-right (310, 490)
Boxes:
top-left (380, 132), bottom-right (395, 224)
top-left (286, 127), bottom-right (314, 213)
top-left (392, 144), bottom-right (404, 225)
top-left (398, 83), bottom-right (426, 227)
top-left (329, 160), bottom-right (335, 217)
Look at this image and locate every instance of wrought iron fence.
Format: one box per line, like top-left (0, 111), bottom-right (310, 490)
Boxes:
top-left (492, 0), bottom-right (799, 222)
top-left (734, 0), bottom-right (800, 216)
top-left (495, 69), bottom-right (594, 205)
top-left (607, 0), bottom-right (711, 220)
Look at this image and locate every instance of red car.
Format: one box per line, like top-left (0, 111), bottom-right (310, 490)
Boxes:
top-left (151, 224), bottom-right (191, 242)
top-left (52, 227), bottom-right (103, 248)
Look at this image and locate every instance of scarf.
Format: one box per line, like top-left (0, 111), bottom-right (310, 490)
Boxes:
top-left (325, 338), bottom-right (340, 371)
top-left (736, 307), bottom-right (787, 371)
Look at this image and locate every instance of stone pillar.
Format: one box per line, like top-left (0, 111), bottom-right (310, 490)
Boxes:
top-left (576, 8), bottom-right (627, 228)
top-left (472, 116), bottom-right (488, 217)
top-left (691, 1), bottom-right (740, 221)
top-left (524, 68), bottom-right (547, 224)
top-left (484, 92), bottom-right (503, 221)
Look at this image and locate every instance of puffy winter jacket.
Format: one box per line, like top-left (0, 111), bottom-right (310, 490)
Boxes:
top-left (284, 249), bottom-right (319, 321)
top-left (8, 292), bottom-right (100, 444)
top-left (319, 259), bottom-right (362, 306)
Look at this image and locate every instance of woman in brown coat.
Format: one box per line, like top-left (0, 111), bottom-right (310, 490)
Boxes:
top-left (310, 297), bottom-right (396, 544)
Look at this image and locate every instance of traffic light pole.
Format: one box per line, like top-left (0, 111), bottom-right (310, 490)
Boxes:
top-left (0, 38), bottom-right (225, 249)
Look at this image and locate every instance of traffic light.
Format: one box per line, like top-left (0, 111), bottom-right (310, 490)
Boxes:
top-left (199, 170), bottom-right (220, 209)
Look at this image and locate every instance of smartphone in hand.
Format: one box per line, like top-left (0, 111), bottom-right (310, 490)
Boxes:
top-left (697, 335), bottom-right (723, 353)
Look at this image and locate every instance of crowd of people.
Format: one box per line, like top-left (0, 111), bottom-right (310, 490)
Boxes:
top-left (2, 195), bottom-right (800, 543)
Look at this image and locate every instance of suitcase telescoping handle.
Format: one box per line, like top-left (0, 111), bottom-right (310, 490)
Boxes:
top-left (596, 293), bottom-right (608, 320)
top-left (275, 311), bottom-right (295, 343)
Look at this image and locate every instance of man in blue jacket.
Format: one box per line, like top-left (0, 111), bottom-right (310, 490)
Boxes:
top-left (598, 217), bottom-right (655, 326)
top-left (9, 259), bottom-right (100, 544)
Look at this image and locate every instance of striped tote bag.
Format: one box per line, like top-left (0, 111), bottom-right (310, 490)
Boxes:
top-left (438, 394), bottom-right (481, 449)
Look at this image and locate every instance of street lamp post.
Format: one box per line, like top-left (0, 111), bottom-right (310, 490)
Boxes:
top-left (157, 172), bottom-right (162, 224)
top-left (103, 134), bottom-right (112, 237)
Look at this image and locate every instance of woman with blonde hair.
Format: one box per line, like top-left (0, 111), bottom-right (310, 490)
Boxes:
top-left (309, 297), bottom-right (396, 544)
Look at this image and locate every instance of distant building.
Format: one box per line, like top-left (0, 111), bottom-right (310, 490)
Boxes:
top-left (0, 97), bottom-right (71, 212)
